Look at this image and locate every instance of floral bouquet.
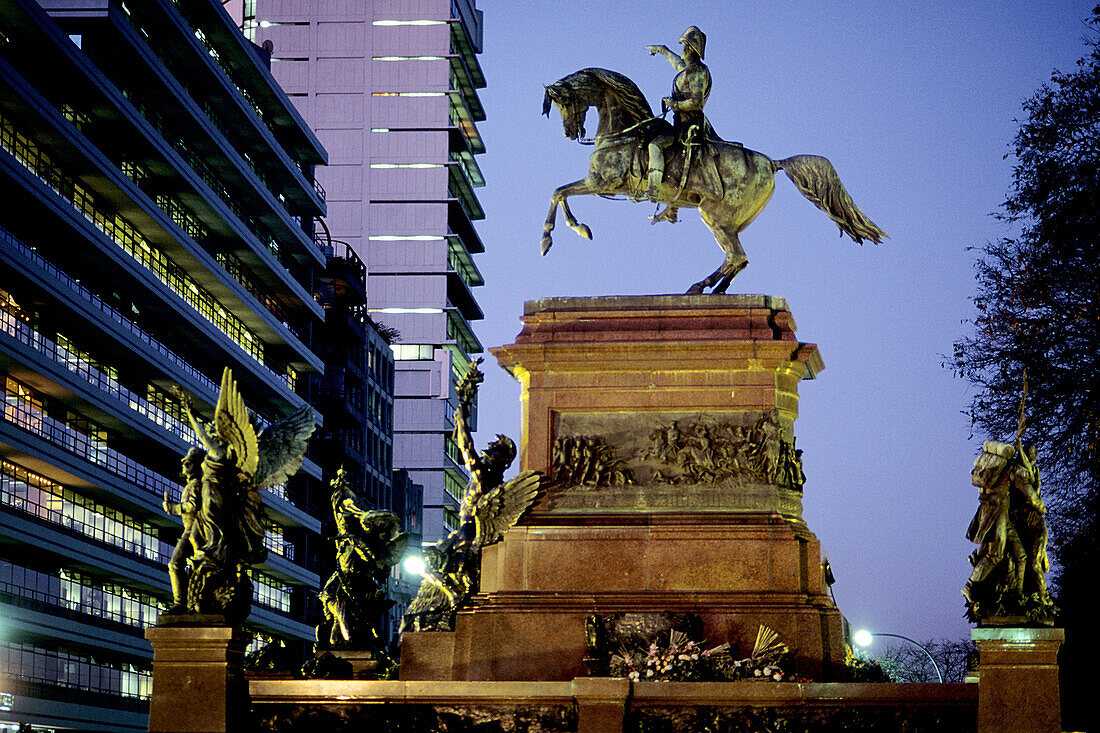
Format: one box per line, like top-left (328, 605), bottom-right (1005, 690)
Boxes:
top-left (609, 628), bottom-right (731, 682)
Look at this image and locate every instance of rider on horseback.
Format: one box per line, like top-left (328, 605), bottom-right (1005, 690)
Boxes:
top-left (645, 26), bottom-right (718, 223)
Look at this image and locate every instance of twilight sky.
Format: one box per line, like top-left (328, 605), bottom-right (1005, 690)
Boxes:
top-left (463, 1), bottom-right (1093, 647)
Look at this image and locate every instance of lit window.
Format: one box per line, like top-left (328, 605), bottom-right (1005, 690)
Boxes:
top-left (368, 235), bottom-right (443, 241)
top-left (371, 92), bottom-right (446, 97)
top-left (372, 19), bottom-right (446, 26)
top-left (372, 307), bottom-right (444, 314)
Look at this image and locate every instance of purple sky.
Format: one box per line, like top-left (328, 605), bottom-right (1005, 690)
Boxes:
top-left (465, 1), bottom-right (1093, 648)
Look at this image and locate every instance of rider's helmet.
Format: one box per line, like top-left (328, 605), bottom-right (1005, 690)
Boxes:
top-left (679, 26), bottom-right (706, 60)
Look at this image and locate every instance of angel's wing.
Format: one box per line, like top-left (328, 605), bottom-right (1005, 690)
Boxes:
top-left (472, 470), bottom-right (542, 546)
top-left (214, 368), bottom-right (259, 476)
top-left (253, 404), bottom-right (317, 488)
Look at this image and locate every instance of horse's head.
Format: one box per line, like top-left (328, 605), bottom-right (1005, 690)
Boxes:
top-left (543, 80), bottom-right (587, 141)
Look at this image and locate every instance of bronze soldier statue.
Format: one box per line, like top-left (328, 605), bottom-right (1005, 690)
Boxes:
top-left (645, 26), bottom-right (720, 223)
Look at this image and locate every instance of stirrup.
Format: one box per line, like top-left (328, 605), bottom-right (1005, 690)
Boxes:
top-left (651, 206), bottom-right (679, 224)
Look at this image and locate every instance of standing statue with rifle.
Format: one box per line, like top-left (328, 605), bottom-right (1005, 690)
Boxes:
top-left (401, 360), bottom-right (542, 632)
top-left (963, 372), bottom-right (1056, 623)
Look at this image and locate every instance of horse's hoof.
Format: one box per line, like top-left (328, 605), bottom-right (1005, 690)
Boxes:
top-left (540, 235), bottom-right (553, 255)
top-left (686, 284), bottom-right (705, 295)
top-left (578, 224), bottom-right (592, 240)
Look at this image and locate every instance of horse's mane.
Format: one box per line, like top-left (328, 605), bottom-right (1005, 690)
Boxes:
top-left (560, 68), bottom-right (655, 126)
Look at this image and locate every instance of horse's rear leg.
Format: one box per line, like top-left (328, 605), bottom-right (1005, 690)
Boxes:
top-left (688, 216), bottom-right (748, 294)
top-left (542, 179), bottom-right (593, 255)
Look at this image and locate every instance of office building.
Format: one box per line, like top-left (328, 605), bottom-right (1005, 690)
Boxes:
top-left (0, 0), bottom-right (336, 728)
top-left (251, 0), bottom-right (488, 542)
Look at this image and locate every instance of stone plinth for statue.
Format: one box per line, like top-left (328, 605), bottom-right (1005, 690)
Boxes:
top-left (972, 627), bottom-right (1064, 733)
top-left (402, 295), bottom-right (846, 681)
top-left (145, 624), bottom-right (248, 733)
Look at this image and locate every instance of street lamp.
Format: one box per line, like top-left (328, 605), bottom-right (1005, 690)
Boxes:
top-left (402, 555), bottom-right (425, 576)
top-left (853, 630), bottom-right (944, 683)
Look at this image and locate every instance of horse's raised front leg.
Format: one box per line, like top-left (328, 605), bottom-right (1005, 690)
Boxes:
top-left (688, 213), bottom-right (748, 294)
top-left (542, 179), bottom-right (594, 255)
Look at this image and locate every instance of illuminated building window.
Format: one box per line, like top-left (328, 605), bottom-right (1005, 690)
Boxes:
top-left (1, 224), bottom-right (289, 404)
top-left (371, 20), bottom-right (446, 26)
top-left (1, 376), bottom-right (178, 498)
top-left (0, 642), bottom-right (151, 700)
top-left (443, 507), bottom-right (460, 531)
top-left (371, 92), bottom-right (445, 97)
top-left (0, 560), bottom-right (165, 629)
top-left (0, 112), bottom-right (266, 363)
top-left (390, 344), bottom-right (434, 361)
top-left (444, 471), bottom-right (464, 503)
top-left (0, 458), bottom-right (172, 564)
top-left (253, 572), bottom-right (291, 613)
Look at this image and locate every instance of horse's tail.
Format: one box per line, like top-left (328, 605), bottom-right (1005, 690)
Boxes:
top-left (775, 155), bottom-right (887, 244)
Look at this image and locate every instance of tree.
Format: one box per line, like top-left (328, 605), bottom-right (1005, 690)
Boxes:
top-left (952, 9), bottom-right (1100, 730)
top-left (873, 638), bottom-right (975, 684)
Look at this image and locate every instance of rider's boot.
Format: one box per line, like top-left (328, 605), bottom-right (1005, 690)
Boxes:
top-left (646, 143), bottom-right (664, 201)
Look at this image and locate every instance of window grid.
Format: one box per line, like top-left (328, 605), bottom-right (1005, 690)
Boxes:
top-left (0, 458), bottom-right (172, 564)
top-left (0, 560), bottom-right (164, 630)
top-left (0, 308), bottom-right (192, 443)
top-left (2, 375), bottom-right (179, 500)
top-left (0, 113), bottom-right (265, 363)
top-left (0, 642), bottom-right (151, 700)
top-left (0, 224), bottom-right (281, 425)
top-left (253, 572), bottom-right (290, 613)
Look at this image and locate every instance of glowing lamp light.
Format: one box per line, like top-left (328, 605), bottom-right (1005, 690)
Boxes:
top-left (853, 629), bottom-right (943, 683)
top-left (403, 555), bottom-right (426, 576)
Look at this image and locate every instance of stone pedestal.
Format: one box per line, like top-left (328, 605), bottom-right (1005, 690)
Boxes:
top-left (972, 626), bottom-right (1064, 733)
top-left (403, 295), bottom-right (845, 681)
top-left (145, 625), bottom-right (249, 733)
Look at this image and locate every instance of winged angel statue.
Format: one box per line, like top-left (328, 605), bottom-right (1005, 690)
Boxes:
top-left (163, 368), bottom-right (315, 623)
top-left (401, 360), bottom-right (542, 632)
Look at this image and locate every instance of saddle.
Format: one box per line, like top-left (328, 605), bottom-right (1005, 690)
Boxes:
top-left (637, 118), bottom-right (730, 203)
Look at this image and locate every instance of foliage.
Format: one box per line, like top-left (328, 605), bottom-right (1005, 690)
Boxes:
top-left (952, 9), bottom-right (1100, 568)
top-left (867, 638), bottom-right (975, 684)
top-left (951, 7), bottom-right (1100, 726)
top-left (843, 645), bottom-right (892, 683)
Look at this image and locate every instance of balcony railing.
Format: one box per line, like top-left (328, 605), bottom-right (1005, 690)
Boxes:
top-left (1, 396), bottom-right (180, 502)
top-left (1, 224), bottom-right (288, 426)
top-left (0, 310), bottom-right (192, 444)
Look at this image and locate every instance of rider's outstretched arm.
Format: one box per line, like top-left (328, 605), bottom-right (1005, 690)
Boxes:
top-left (645, 44), bottom-right (686, 71)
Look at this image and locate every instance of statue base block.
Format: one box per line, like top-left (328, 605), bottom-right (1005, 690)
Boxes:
top-left (145, 625), bottom-right (248, 733)
top-left (972, 627), bottom-right (1064, 733)
top-left (403, 295), bottom-right (845, 681)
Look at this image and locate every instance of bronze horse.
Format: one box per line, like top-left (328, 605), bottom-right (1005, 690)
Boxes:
top-left (541, 68), bottom-right (886, 293)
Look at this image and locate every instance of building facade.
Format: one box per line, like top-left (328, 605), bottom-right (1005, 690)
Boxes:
top-left (251, 0), bottom-right (488, 543)
top-left (0, 0), bottom-right (344, 728)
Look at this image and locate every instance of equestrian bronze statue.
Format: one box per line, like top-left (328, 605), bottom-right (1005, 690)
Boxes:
top-left (541, 29), bottom-right (886, 294)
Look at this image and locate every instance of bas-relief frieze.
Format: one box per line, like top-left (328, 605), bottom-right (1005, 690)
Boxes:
top-left (552, 410), bottom-right (805, 493)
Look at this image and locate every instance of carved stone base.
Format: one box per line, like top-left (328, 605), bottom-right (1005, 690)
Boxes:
top-left (972, 627), bottom-right (1064, 733)
top-left (401, 296), bottom-right (843, 682)
top-left (329, 649), bottom-right (383, 679)
top-left (145, 625), bottom-right (248, 733)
